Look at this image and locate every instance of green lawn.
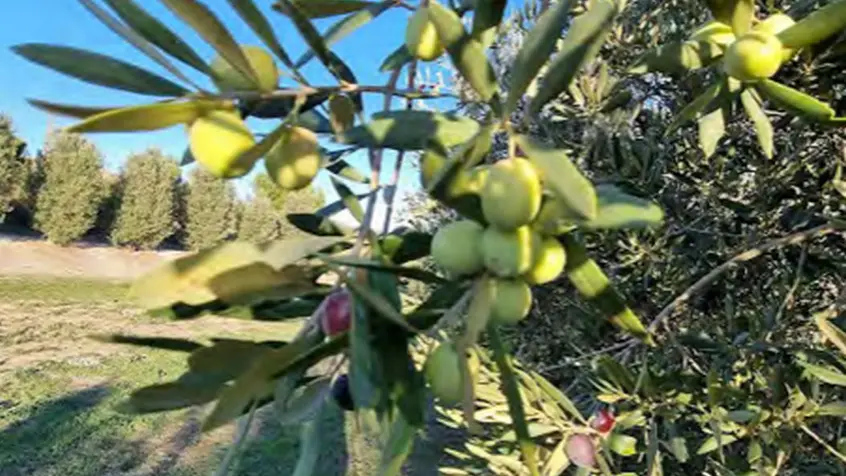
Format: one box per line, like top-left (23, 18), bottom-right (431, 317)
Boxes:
top-left (0, 276), bottom-right (387, 476)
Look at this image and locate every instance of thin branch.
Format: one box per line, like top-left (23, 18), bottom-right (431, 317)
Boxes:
top-left (646, 223), bottom-right (844, 335)
top-left (223, 84), bottom-right (452, 102)
top-left (382, 60), bottom-right (418, 235)
top-left (800, 424), bottom-right (846, 464)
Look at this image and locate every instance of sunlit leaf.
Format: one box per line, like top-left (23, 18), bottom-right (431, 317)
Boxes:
top-left (529, 0), bottom-right (617, 114)
top-left (697, 103), bottom-right (726, 158)
top-left (629, 41), bottom-right (723, 75)
top-left (561, 234), bottom-right (651, 342)
top-left (778, 1), bottom-right (846, 49)
top-left (800, 362), bottom-right (846, 387)
top-left (696, 434), bottom-right (739, 455)
top-left (227, 0), bottom-right (296, 68)
top-left (580, 185), bottom-right (664, 230)
top-left (740, 89), bottom-right (773, 159)
top-left (12, 44), bottom-right (189, 97)
top-left (506, 0), bottom-right (575, 114)
top-left (730, 0), bottom-right (754, 35)
top-left (342, 110), bottom-right (480, 151)
top-left (517, 135), bottom-right (597, 220)
top-left (666, 81), bottom-right (723, 135)
top-left (471, 0), bottom-right (507, 49)
top-left (67, 100), bottom-right (226, 133)
top-left (160, 0), bottom-right (259, 87)
top-left (815, 311), bottom-right (846, 357)
top-left (607, 433), bottom-right (637, 457)
top-left (103, 0), bottom-right (211, 75)
top-left (27, 99), bottom-right (114, 119)
top-left (428, 1), bottom-right (498, 102)
top-left (756, 80), bottom-right (835, 121)
top-left (380, 44), bottom-right (413, 72)
top-left (818, 401), bottom-right (846, 417)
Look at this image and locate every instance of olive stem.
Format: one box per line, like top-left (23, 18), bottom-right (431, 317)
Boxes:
top-left (382, 60), bottom-right (419, 235)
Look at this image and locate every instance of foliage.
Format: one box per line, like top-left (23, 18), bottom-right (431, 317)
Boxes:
top-left (110, 149), bottom-right (181, 249)
top-left (254, 173), bottom-right (325, 237)
top-left (0, 114), bottom-right (27, 222)
top-left (182, 166), bottom-right (238, 251)
top-left (237, 195), bottom-right (283, 244)
top-left (33, 130), bottom-right (106, 245)
top-left (12, 0), bottom-right (846, 474)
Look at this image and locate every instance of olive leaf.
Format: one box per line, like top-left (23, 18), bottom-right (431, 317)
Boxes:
top-left (103, 0), bottom-right (211, 75)
top-left (12, 44), bottom-right (189, 97)
top-left (506, 0), bottom-right (575, 114)
top-left (342, 110), bottom-right (480, 151)
top-left (730, 0), bottom-right (754, 35)
top-left (428, 1), bottom-right (498, 103)
top-left (227, 0), bottom-right (296, 69)
top-left (755, 79), bottom-right (835, 121)
top-left (529, 0), bottom-right (617, 114)
top-left (295, 1), bottom-right (394, 67)
top-left (740, 89), bottom-right (774, 159)
top-left (67, 100), bottom-right (227, 133)
top-left (27, 99), bottom-right (114, 119)
top-left (778, 0), bottom-right (846, 49)
top-left (470, 0), bottom-right (507, 49)
top-left (380, 44), bottom-right (413, 72)
top-left (629, 40), bottom-right (723, 75)
top-left (160, 0), bottom-right (259, 87)
top-left (666, 81), bottom-right (724, 135)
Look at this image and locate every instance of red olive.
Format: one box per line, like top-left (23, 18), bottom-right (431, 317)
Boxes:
top-left (320, 290), bottom-right (352, 336)
top-left (566, 434), bottom-right (597, 468)
top-left (591, 408), bottom-right (616, 433)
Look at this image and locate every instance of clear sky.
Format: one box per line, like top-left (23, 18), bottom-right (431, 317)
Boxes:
top-left (0, 0), bottom-right (456, 226)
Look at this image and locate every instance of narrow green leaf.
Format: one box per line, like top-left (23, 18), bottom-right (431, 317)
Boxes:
top-left (462, 278), bottom-right (493, 348)
top-left (291, 412), bottom-right (322, 476)
top-left (103, 0), bottom-right (211, 75)
top-left (12, 44), bottom-right (189, 97)
top-left (629, 41), bottom-right (723, 75)
top-left (580, 184), bottom-right (664, 230)
top-left (326, 157), bottom-right (368, 184)
top-left (697, 104), bottom-right (726, 158)
top-left (506, 0), bottom-right (574, 114)
top-left (740, 89), bottom-right (774, 159)
top-left (342, 271), bottom-right (418, 333)
top-left (800, 362), bottom-right (846, 387)
top-left (756, 80), bottom-right (835, 121)
top-left (670, 436), bottom-right (689, 463)
top-left (471, 0), bottom-right (507, 49)
top-left (67, 100), bottom-right (225, 133)
top-left (227, 0), bottom-right (296, 68)
top-left (160, 0), bottom-right (259, 86)
top-left (530, 370), bottom-right (586, 423)
top-left (260, 236), bottom-right (346, 269)
top-left (188, 340), bottom-right (273, 381)
top-left (428, 1), bottom-right (498, 102)
top-left (730, 0), bottom-right (754, 35)
top-left (295, 1), bottom-right (394, 67)
top-left (778, 0), bottom-right (846, 49)
top-left (747, 439), bottom-right (762, 464)
top-left (241, 91), bottom-right (330, 119)
top-left (666, 81), bottom-right (723, 135)
top-left (181, 148), bottom-right (196, 166)
top-left (815, 311), bottom-right (846, 357)
top-left (489, 325), bottom-right (539, 476)
top-left (342, 110), bottom-right (480, 151)
top-left (278, 0), bottom-right (376, 18)
top-left (607, 433), bottom-right (637, 457)
top-left (379, 413), bottom-right (416, 476)
top-left (330, 177), bottom-right (365, 222)
top-left (517, 135), bottom-right (597, 220)
top-left (277, 0), bottom-right (360, 84)
top-left (696, 434), bottom-right (738, 455)
top-left (529, 0), bottom-right (617, 114)
top-left (595, 355), bottom-right (636, 393)
top-left (380, 44), bottom-right (413, 72)
top-left (27, 99), bottom-right (114, 119)
top-left (79, 0), bottom-right (197, 89)
top-left (286, 213), bottom-right (350, 236)
top-left (561, 234), bottom-right (651, 342)
top-left (818, 401), bottom-right (846, 417)
top-left (232, 120), bottom-right (289, 171)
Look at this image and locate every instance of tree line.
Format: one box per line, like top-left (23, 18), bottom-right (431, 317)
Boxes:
top-left (0, 114), bottom-right (323, 250)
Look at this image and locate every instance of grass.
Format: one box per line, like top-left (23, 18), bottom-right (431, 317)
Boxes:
top-left (0, 276), bottom-right (383, 476)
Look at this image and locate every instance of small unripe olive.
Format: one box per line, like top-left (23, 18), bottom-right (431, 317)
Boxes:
top-left (265, 127), bottom-right (322, 190)
top-left (490, 279), bottom-right (532, 325)
top-left (524, 237), bottom-right (566, 285)
top-left (482, 226), bottom-right (541, 277)
top-left (724, 31), bottom-right (784, 81)
top-left (210, 45), bottom-right (278, 93)
top-left (424, 342), bottom-right (464, 405)
top-left (754, 13), bottom-right (797, 61)
top-left (405, 8), bottom-right (445, 62)
top-left (431, 220), bottom-right (485, 276)
top-left (189, 110), bottom-right (256, 178)
top-left (481, 158), bottom-right (542, 231)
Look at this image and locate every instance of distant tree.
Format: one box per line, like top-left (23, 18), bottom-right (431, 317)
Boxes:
top-left (0, 114), bottom-right (27, 222)
top-left (253, 173), bottom-right (324, 237)
top-left (183, 166), bottom-right (237, 250)
top-left (237, 195), bottom-right (283, 243)
top-left (111, 149), bottom-right (181, 249)
top-left (93, 171), bottom-right (120, 239)
top-left (34, 130), bottom-right (106, 245)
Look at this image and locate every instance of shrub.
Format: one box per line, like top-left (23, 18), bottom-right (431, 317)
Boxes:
top-left (237, 195), bottom-right (283, 243)
top-left (33, 130), bottom-right (105, 245)
top-left (254, 173), bottom-right (324, 237)
top-left (110, 149), bottom-right (181, 249)
top-left (0, 114), bottom-right (27, 222)
top-left (182, 166), bottom-right (237, 250)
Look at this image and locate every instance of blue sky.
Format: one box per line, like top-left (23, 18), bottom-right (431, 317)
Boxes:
top-left (0, 0), bottom-right (456, 223)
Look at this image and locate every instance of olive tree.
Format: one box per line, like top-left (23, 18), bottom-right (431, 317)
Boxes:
top-left (13, 0), bottom-right (846, 474)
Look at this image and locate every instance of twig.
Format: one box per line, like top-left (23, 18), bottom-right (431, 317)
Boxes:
top-left (222, 84), bottom-right (452, 102)
top-left (772, 245), bottom-right (808, 327)
top-left (382, 60), bottom-right (418, 235)
top-left (646, 223), bottom-right (843, 335)
top-left (538, 341), bottom-right (633, 372)
top-left (800, 423), bottom-right (846, 464)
